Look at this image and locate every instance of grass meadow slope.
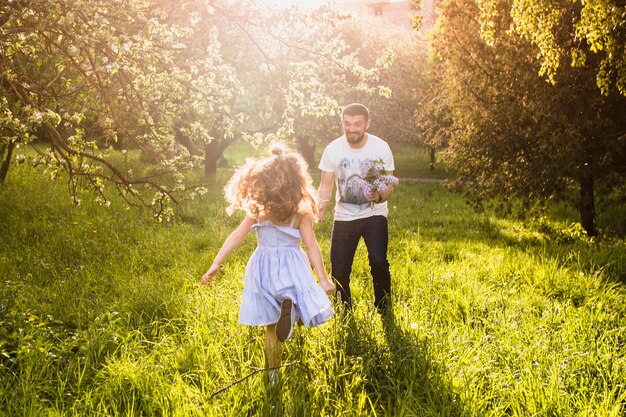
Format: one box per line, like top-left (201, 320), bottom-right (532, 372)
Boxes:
top-left (0, 147), bottom-right (625, 416)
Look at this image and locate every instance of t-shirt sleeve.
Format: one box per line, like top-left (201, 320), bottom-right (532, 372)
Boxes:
top-left (383, 143), bottom-right (395, 171)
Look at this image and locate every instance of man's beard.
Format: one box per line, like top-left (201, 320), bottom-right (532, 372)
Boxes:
top-left (346, 131), bottom-right (365, 144)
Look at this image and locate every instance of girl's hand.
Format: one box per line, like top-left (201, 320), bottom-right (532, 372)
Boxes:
top-left (320, 278), bottom-right (336, 296)
top-left (201, 265), bottom-right (219, 285)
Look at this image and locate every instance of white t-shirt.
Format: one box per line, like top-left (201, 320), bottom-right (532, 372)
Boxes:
top-left (318, 134), bottom-right (395, 221)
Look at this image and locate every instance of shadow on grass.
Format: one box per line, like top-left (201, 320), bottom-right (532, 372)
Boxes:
top-left (339, 308), bottom-right (464, 417)
top-left (261, 306), bottom-right (463, 416)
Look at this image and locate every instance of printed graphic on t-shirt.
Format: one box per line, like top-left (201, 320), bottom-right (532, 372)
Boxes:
top-left (337, 157), bottom-right (368, 206)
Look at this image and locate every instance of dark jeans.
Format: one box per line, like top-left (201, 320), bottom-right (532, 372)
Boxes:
top-left (330, 215), bottom-right (391, 312)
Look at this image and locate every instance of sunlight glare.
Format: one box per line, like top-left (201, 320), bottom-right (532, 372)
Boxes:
top-left (261, 0), bottom-right (334, 10)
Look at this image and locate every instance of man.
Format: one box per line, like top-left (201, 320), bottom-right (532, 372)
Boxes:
top-left (317, 103), bottom-right (395, 314)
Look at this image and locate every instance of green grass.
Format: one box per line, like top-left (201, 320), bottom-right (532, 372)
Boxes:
top-left (0, 161), bottom-right (625, 416)
top-left (389, 144), bottom-right (448, 179)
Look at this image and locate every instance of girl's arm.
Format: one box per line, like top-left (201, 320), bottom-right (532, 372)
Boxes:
top-left (299, 213), bottom-right (336, 295)
top-left (201, 215), bottom-right (256, 285)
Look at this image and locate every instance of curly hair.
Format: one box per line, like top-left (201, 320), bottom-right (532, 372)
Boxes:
top-left (223, 143), bottom-right (318, 222)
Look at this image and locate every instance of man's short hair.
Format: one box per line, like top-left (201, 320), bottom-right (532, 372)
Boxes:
top-left (342, 103), bottom-right (369, 121)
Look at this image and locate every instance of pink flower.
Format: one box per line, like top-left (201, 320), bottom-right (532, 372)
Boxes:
top-left (356, 179), bottom-right (375, 197)
top-left (354, 158), bottom-right (399, 206)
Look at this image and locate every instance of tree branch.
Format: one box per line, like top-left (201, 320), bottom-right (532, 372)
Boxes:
top-left (209, 360), bottom-right (301, 398)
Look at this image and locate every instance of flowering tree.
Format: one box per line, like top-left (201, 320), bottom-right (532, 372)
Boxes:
top-left (0, 0), bottom-right (392, 219)
top-left (1, 0), bottom-right (241, 219)
top-left (288, 13), bottom-right (429, 166)
top-left (335, 15), bottom-right (427, 146)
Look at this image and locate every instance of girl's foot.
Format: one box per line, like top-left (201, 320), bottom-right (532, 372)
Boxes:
top-left (276, 299), bottom-right (294, 342)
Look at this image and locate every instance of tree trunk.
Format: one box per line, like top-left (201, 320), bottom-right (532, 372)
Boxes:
top-left (204, 143), bottom-right (219, 175)
top-left (295, 136), bottom-right (316, 168)
top-left (204, 136), bottom-right (235, 175)
top-left (429, 146), bottom-right (436, 170)
top-left (0, 139), bottom-right (16, 182)
top-left (579, 169), bottom-right (596, 237)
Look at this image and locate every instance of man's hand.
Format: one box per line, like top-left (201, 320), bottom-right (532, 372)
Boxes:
top-left (317, 171), bottom-right (335, 221)
top-left (366, 190), bottom-right (381, 203)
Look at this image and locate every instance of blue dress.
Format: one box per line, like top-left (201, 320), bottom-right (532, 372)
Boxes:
top-left (238, 216), bottom-right (334, 327)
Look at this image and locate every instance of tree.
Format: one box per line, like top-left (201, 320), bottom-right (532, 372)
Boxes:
top-left (269, 13), bottom-right (429, 168)
top-left (414, 74), bottom-right (452, 170)
top-left (0, 0), bottom-right (391, 218)
top-left (429, 0), bottom-right (626, 236)
top-left (217, 4), bottom-right (400, 168)
top-left (335, 15), bottom-right (428, 147)
top-left (478, 0), bottom-right (626, 96)
top-left (1, 0), bottom-right (242, 219)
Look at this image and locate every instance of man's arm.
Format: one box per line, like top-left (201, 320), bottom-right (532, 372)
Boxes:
top-left (377, 144), bottom-right (395, 203)
top-left (317, 170), bottom-right (335, 221)
top-left (379, 170), bottom-right (394, 202)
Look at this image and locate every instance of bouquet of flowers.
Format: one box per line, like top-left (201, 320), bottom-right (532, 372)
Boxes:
top-left (355, 158), bottom-right (399, 207)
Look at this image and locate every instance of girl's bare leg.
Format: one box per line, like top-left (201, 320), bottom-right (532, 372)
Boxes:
top-left (265, 324), bottom-right (282, 368)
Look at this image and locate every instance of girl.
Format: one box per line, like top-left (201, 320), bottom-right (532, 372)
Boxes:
top-left (201, 144), bottom-right (335, 382)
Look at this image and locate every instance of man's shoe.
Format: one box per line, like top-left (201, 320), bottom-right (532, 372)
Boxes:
top-left (276, 299), bottom-right (294, 342)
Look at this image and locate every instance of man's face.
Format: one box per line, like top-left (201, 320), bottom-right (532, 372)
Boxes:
top-left (342, 114), bottom-right (370, 146)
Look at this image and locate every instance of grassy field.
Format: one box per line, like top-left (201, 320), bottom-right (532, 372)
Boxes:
top-left (1, 156), bottom-right (625, 416)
